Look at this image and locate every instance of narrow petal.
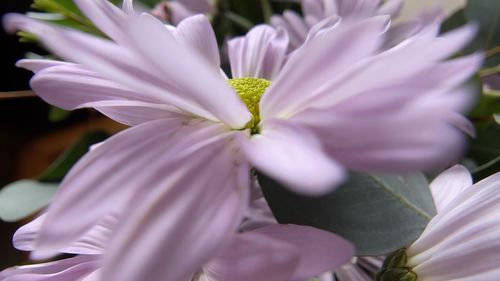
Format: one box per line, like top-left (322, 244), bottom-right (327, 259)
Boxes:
top-left (238, 121), bottom-right (345, 195)
top-left (14, 214), bottom-right (115, 255)
top-left (125, 13), bottom-right (251, 128)
top-left (6, 14), bottom-right (251, 128)
top-left (261, 16), bottom-right (388, 120)
top-left (408, 172), bottom-right (500, 280)
top-left (228, 25), bottom-right (289, 80)
top-left (253, 224), bottom-right (355, 280)
top-left (33, 118), bottom-right (233, 258)
top-left (22, 62), bottom-right (183, 125)
top-left (430, 165), bottom-right (472, 213)
top-left (173, 15), bottom-right (220, 70)
top-left (204, 231), bottom-right (299, 281)
top-left (101, 131), bottom-right (250, 281)
top-left (0, 256), bottom-right (100, 281)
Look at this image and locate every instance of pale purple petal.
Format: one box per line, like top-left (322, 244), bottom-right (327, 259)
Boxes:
top-left (14, 214), bottom-right (115, 255)
top-left (101, 131), bottom-right (250, 281)
top-left (203, 231), bottom-right (299, 281)
top-left (430, 165), bottom-right (473, 213)
top-left (302, 0), bottom-right (323, 19)
top-left (169, 0), bottom-right (212, 24)
top-left (228, 25), bottom-right (289, 80)
top-left (253, 224), bottom-right (355, 280)
top-left (16, 59), bottom-right (67, 72)
top-left (408, 172), bottom-right (500, 280)
top-left (261, 16), bottom-right (388, 120)
top-left (19, 62), bottom-right (184, 125)
top-left (173, 15), bottom-right (220, 70)
top-left (73, 0), bottom-right (129, 45)
top-left (0, 256), bottom-right (100, 281)
top-left (238, 121), bottom-right (345, 195)
top-left (336, 0), bottom-right (379, 18)
top-left (125, 13), bottom-right (251, 128)
top-left (5, 14), bottom-right (251, 128)
top-left (122, 0), bottom-right (134, 14)
top-left (169, 2), bottom-right (196, 24)
top-left (32, 118), bottom-right (232, 258)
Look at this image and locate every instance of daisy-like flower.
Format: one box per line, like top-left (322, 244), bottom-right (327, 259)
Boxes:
top-left (1, 214), bottom-right (354, 281)
top-left (151, 0), bottom-right (214, 24)
top-left (402, 166), bottom-right (500, 281)
top-left (271, 0), bottom-right (404, 49)
top-left (4, 0), bottom-right (480, 280)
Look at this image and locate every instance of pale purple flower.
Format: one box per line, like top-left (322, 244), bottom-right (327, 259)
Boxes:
top-left (271, 0), bottom-right (404, 49)
top-left (1, 214), bottom-right (353, 281)
top-left (405, 166), bottom-right (500, 280)
top-left (3, 0), bottom-right (480, 280)
top-left (151, 0), bottom-right (214, 24)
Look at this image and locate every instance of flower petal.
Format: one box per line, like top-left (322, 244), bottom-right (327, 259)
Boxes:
top-left (32, 118), bottom-right (233, 258)
top-left (238, 121), bottom-right (345, 195)
top-left (101, 131), bottom-right (250, 281)
top-left (0, 255), bottom-right (100, 281)
top-left (430, 165), bottom-right (473, 213)
top-left (204, 231), bottom-right (299, 281)
top-left (20, 62), bottom-right (182, 125)
top-left (5, 14), bottom-right (251, 128)
top-left (261, 16), bottom-right (388, 120)
top-left (253, 224), bottom-right (355, 280)
top-left (228, 25), bottom-right (289, 80)
top-left (14, 213), bottom-right (115, 255)
top-left (173, 15), bottom-right (220, 70)
top-left (408, 172), bottom-right (500, 280)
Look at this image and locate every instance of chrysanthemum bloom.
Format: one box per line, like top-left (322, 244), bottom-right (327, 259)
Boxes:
top-left (271, 0), bottom-right (404, 49)
top-left (4, 0), bottom-right (480, 279)
top-left (402, 166), bottom-right (500, 280)
top-left (1, 214), bottom-right (353, 281)
top-left (151, 0), bottom-right (214, 24)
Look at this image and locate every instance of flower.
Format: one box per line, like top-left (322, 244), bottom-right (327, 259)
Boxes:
top-left (1, 214), bottom-right (354, 281)
top-left (271, 0), bottom-right (404, 49)
top-left (4, 0), bottom-right (480, 280)
top-left (402, 166), bottom-right (500, 280)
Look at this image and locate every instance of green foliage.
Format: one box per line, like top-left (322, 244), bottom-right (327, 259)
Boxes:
top-left (468, 121), bottom-right (500, 180)
top-left (259, 172), bottom-right (436, 256)
top-left (48, 106), bottom-right (71, 122)
top-left (0, 180), bottom-right (58, 222)
top-left (39, 130), bottom-right (110, 182)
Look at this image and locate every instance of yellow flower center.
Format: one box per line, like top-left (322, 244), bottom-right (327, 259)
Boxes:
top-left (228, 77), bottom-right (271, 133)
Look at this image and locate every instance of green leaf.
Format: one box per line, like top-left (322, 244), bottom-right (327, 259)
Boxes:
top-left (0, 180), bottom-right (58, 222)
top-left (465, 0), bottom-right (500, 66)
top-left (48, 106), bottom-right (71, 122)
top-left (259, 172), bottom-right (436, 255)
top-left (38, 130), bottom-right (110, 182)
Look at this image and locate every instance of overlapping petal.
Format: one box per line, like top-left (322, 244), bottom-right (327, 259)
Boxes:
top-left (5, 13), bottom-right (251, 128)
top-left (228, 25), bottom-right (289, 80)
top-left (407, 171), bottom-right (500, 280)
top-left (101, 128), bottom-right (250, 281)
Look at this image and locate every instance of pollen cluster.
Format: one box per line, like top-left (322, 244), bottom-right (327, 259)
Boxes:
top-left (228, 77), bottom-right (271, 133)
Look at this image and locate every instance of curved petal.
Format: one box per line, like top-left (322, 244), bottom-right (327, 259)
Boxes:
top-left (173, 15), bottom-right (220, 70)
top-left (204, 231), bottom-right (299, 281)
top-left (5, 14), bottom-right (251, 128)
top-left (14, 214), bottom-right (115, 255)
top-left (0, 255), bottom-right (100, 281)
top-left (430, 165), bottom-right (473, 213)
top-left (238, 121), bottom-right (345, 195)
top-left (228, 25), bottom-right (289, 80)
top-left (408, 172), bottom-right (500, 280)
top-left (101, 131), bottom-right (250, 281)
top-left (260, 16), bottom-right (388, 120)
top-left (32, 118), bottom-right (233, 258)
top-left (22, 62), bottom-right (183, 125)
top-left (253, 224), bottom-right (355, 280)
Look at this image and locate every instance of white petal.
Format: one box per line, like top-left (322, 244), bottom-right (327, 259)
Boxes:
top-left (430, 165), bottom-right (472, 213)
